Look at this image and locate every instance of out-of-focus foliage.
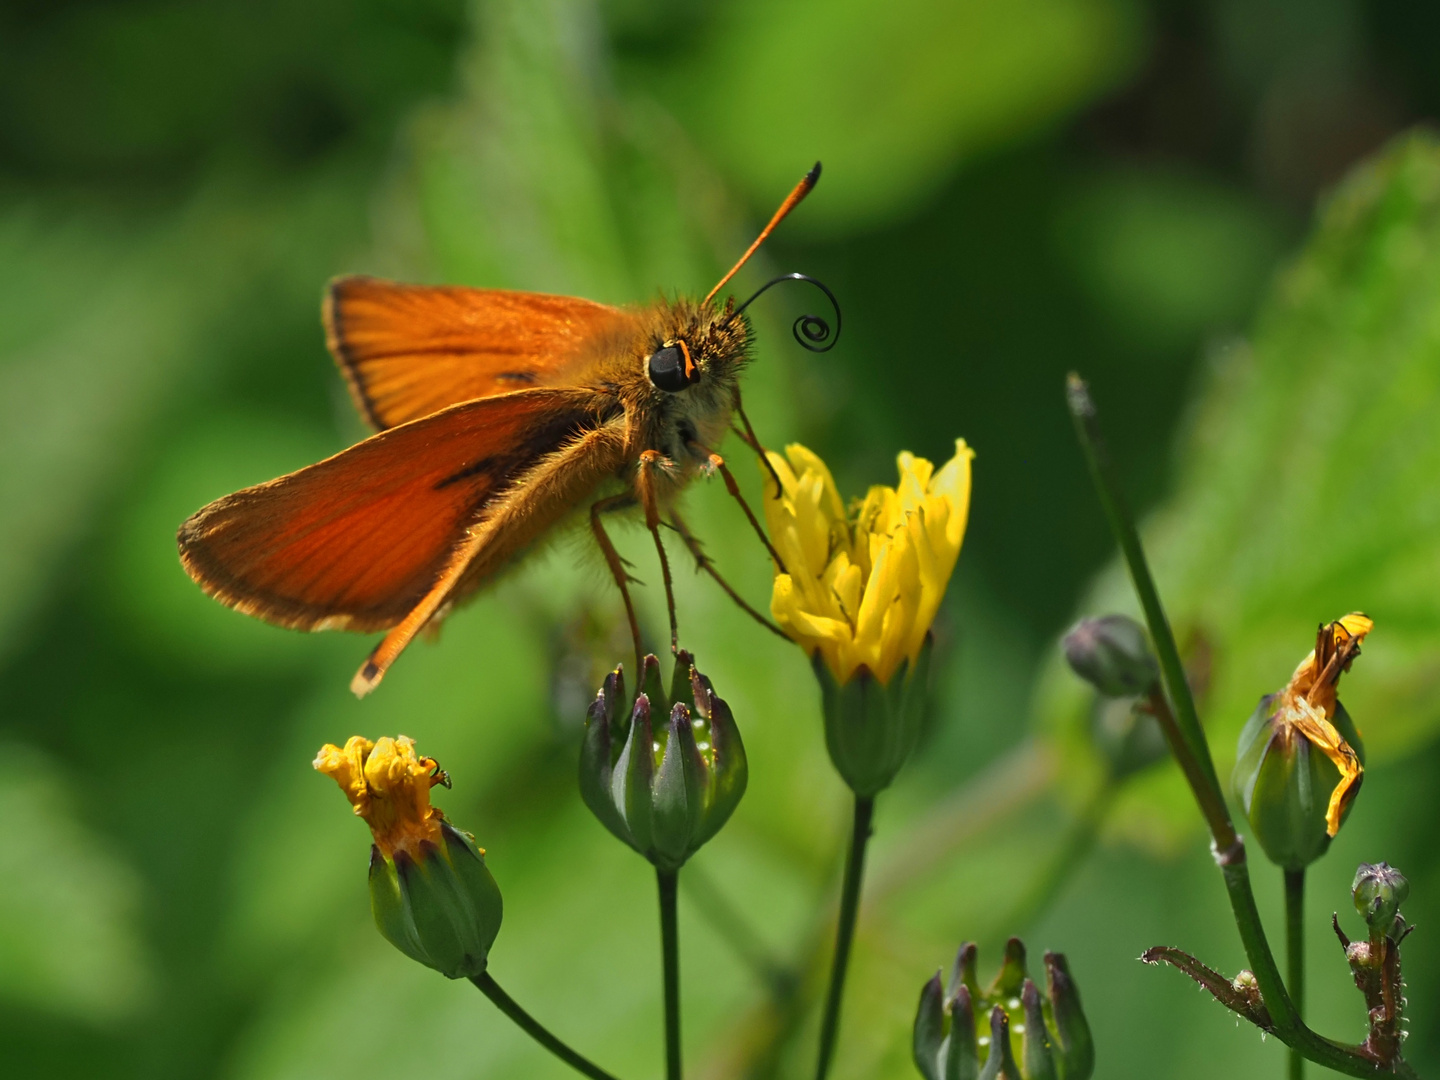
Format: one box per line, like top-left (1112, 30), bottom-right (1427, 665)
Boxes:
top-left (1041, 133), bottom-right (1440, 844)
top-left (4, 1), bottom-right (1440, 1079)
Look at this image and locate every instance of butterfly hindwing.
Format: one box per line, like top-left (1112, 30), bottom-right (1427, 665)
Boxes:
top-left (177, 388), bottom-right (611, 632)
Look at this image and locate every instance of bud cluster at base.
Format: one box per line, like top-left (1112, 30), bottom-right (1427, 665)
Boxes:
top-left (913, 939), bottom-right (1093, 1080)
top-left (816, 635), bottom-right (932, 797)
top-left (579, 651), bottom-right (747, 872)
top-left (369, 820), bottom-right (504, 979)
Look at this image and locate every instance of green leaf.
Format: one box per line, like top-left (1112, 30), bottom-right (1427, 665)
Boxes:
top-left (1041, 130), bottom-right (1440, 842)
top-left (658, 0), bottom-right (1143, 231)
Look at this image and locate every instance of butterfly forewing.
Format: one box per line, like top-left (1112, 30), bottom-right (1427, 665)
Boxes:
top-left (177, 388), bottom-right (607, 632)
top-left (325, 276), bottom-right (628, 429)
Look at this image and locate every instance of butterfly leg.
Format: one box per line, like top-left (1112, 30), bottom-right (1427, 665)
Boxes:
top-left (690, 444), bottom-right (788, 575)
top-left (590, 494), bottom-right (645, 678)
top-left (669, 510), bottom-right (787, 639)
top-left (636, 449), bottom-right (679, 654)
top-left (731, 385), bottom-right (784, 498)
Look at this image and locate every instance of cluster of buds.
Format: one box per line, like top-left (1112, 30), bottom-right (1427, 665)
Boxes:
top-left (314, 736), bottom-right (503, 979)
top-left (579, 651), bottom-right (747, 871)
top-left (913, 939), bottom-right (1093, 1080)
top-left (1334, 863), bottom-right (1412, 1067)
top-left (1232, 614), bottom-right (1371, 870)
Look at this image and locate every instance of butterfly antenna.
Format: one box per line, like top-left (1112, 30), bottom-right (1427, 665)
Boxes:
top-left (704, 162), bottom-right (821, 306)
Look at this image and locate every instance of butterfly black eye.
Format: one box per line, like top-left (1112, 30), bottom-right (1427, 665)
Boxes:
top-left (647, 343), bottom-right (695, 393)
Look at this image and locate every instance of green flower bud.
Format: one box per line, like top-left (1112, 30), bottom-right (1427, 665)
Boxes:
top-left (1233, 694), bottom-right (1365, 870)
top-left (315, 735), bottom-right (503, 979)
top-left (913, 941), bottom-right (1093, 1080)
top-left (815, 634), bottom-right (932, 797)
top-left (1045, 952), bottom-right (1094, 1079)
top-left (579, 652), bottom-right (747, 872)
top-left (369, 821), bottom-right (504, 978)
top-left (1353, 862), bottom-right (1409, 935)
top-left (1063, 615), bottom-right (1158, 698)
top-left (1020, 980), bottom-right (1057, 1080)
top-left (1232, 615), bottom-right (1371, 870)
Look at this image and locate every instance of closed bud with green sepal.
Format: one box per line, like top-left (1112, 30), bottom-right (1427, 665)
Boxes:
top-left (1353, 862), bottom-right (1409, 936)
top-left (1232, 614), bottom-right (1372, 870)
top-left (815, 634), bottom-right (933, 797)
top-left (369, 821), bottom-right (504, 978)
top-left (579, 651), bottom-right (747, 872)
top-left (913, 939), bottom-right (1093, 1080)
top-left (1062, 615), bottom-right (1158, 698)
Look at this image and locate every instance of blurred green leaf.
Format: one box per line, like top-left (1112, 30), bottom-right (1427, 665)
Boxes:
top-left (1054, 167), bottom-right (1289, 351)
top-left (1040, 130), bottom-right (1440, 843)
top-left (662, 0), bottom-right (1144, 231)
top-left (0, 743), bottom-right (153, 1023)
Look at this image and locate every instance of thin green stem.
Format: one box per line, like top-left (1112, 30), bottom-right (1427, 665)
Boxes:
top-left (658, 868), bottom-right (682, 1080)
top-left (471, 970), bottom-right (622, 1080)
top-left (1067, 373), bottom-right (1408, 1079)
top-left (814, 794), bottom-right (875, 1080)
top-left (1287, 869), bottom-right (1307, 1080)
top-left (1067, 374), bottom-right (1235, 850)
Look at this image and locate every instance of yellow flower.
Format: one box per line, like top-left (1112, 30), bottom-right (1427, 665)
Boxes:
top-left (1273, 613), bottom-right (1372, 836)
top-left (762, 439), bottom-right (974, 685)
top-left (314, 735), bottom-right (447, 858)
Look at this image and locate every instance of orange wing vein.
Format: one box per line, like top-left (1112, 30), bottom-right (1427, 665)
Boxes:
top-left (324, 276), bottom-right (627, 430)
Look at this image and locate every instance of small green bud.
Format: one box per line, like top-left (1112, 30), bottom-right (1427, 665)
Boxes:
top-left (913, 942), bottom-right (1092, 1080)
top-left (579, 652), bottom-right (747, 871)
top-left (990, 937), bottom-right (1028, 999)
top-left (1353, 862), bottom-right (1409, 934)
top-left (1045, 951), bottom-right (1094, 1079)
top-left (978, 1006), bottom-right (1020, 1080)
top-left (914, 973), bottom-right (946, 1080)
top-left (816, 634), bottom-right (932, 797)
top-left (368, 822), bottom-right (504, 979)
top-left (1063, 615), bottom-right (1158, 698)
top-left (1020, 980), bottom-right (1057, 1080)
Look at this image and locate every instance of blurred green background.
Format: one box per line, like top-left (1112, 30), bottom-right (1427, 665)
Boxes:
top-left (4, 0), bottom-right (1440, 1076)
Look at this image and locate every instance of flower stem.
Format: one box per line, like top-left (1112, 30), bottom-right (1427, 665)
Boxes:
top-left (1067, 373), bottom-right (1403, 1079)
top-left (658, 868), bottom-right (683, 1080)
top-left (471, 970), bottom-right (622, 1080)
top-left (814, 794), bottom-right (875, 1080)
top-left (1286, 868), bottom-right (1306, 1080)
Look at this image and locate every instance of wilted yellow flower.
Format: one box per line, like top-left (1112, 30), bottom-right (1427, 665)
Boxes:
top-left (314, 735), bottom-right (447, 858)
top-left (1273, 613), bottom-right (1372, 836)
top-left (762, 439), bottom-right (974, 685)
